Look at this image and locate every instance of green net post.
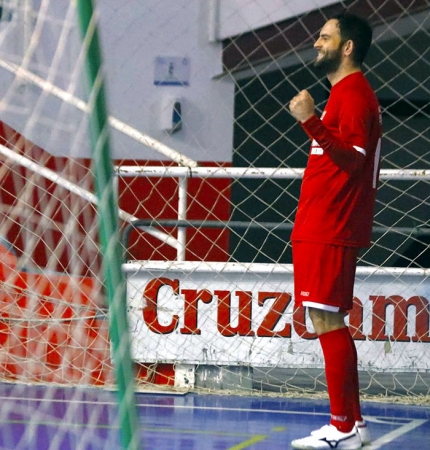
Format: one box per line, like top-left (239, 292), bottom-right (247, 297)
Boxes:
top-left (76, 1), bottom-right (140, 449)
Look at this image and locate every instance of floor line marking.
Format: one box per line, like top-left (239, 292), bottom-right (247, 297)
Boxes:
top-left (228, 434), bottom-right (267, 450)
top-left (227, 423), bottom-right (287, 449)
top-left (368, 419), bottom-right (428, 449)
top-left (136, 403), bottom-right (331, 416)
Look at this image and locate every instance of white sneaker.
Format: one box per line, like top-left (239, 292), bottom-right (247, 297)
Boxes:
top-left (291, 424), bottom-right (362, 449)
top-left (355, 420), bottom-right (371, 446)
top-left (310, 421), bottom-right (371, 446)
top-left (310, 424), bottom-right (338, 438)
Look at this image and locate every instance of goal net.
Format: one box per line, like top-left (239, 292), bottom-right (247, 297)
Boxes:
top-left (0, 0), bottom-right (428, 445)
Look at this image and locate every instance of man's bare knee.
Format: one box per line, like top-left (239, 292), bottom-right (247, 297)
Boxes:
top-left (308, 308), bottom-right (347, 335)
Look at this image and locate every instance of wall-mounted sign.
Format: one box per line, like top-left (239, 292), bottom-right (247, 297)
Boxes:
top-left (154, 56), bottom-right (190, 86)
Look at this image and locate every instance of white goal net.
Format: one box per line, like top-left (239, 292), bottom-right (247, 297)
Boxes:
top-left (0, 0), bottom-right (429, 446)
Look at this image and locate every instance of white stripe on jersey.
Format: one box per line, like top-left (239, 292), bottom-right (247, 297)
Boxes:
top-left (310, 139), bottom-right (323, 155)
top-left (311, 147), bottom-right (323, 155)
top-left (310, 141), bottom-right (366, 156)
top-left (353, 145), bottom-right (366, 156)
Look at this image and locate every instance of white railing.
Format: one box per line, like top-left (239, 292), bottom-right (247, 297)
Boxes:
top-left (0, 146), bottom-right (427, 273)
top-left (116, 165), bottom-right (430, 261)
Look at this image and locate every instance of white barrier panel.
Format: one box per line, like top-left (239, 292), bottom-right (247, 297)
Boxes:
top-left (124, 262), bottom-right (430, 371)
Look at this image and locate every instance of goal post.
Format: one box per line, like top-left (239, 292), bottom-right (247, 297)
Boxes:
top-left (75, 1), bottom-right (139, 449)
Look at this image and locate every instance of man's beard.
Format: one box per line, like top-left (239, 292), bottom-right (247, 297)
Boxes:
top-left (314, 46), bottom-right (343, 75)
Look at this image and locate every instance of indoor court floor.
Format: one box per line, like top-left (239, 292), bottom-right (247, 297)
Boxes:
top-left (0, 383), bottom-right (429, 449)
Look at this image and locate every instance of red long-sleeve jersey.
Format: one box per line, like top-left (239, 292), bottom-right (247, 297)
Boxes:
top-left (291, 72), bottom-right (382, 247)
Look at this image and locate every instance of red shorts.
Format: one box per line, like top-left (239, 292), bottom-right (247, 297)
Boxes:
top-left (292, 241), bottom-right (358, 312)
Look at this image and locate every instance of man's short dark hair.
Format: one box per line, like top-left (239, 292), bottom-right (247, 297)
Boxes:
top-left (334, 12), bottom-right (373, 66)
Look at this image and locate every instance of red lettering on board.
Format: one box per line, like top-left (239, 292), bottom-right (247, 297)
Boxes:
top-left (140, 278), bottom-right (430, 341)
top-left (180, 289), bottom-right (212, 335)
top-left (348, 296), bottom-right (366, 340)
top-left (369, 295), bottom-right (430, 342)
top-left (215, 290), bottom-right (254, 336)
top-left (257, 292), bottom-right (292, 337)
top-left (292, 306), bottom-right (318, 340)
top-left (142, 277), bottom-right (179, 334)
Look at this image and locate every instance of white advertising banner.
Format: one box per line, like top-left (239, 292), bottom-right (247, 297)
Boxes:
top-left (124, 262), bottom-right (430, 371)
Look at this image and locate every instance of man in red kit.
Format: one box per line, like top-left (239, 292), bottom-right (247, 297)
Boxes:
top-left (289, 12), bottom-right (381, 450)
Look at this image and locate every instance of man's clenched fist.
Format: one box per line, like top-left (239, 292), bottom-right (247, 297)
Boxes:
top-left (289, 90), bottom-right (315, 123)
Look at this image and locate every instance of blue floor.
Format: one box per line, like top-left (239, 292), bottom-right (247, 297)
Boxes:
top-left (0, 384), bottom-right (429, 449)
top-left (136, 393), bottom-right (430, 449)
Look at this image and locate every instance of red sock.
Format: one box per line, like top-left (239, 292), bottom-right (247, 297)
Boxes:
top-left (318, 327), bottom-right (358, 433)
top-left (347, 331), bottom-right (363, 422)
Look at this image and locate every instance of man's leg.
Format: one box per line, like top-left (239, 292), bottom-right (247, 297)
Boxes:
top-left (347, 331), bottom-right (363, 423)
top-left (291, 308), bottom-right (363, 449)
top-left (309, 308), bottom-right (357, 433)
top-left (347, 331), bottom-right (371, 445)
top-left (291, 243), bottom-right (366, 448)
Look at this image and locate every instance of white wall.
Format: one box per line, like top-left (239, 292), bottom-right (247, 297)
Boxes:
top-left (218, 0), bottom-right (340, 39)
top-left (0, 0), bottom-right (236, 162)
top-left (98, 0), bottom-right (235, 162)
